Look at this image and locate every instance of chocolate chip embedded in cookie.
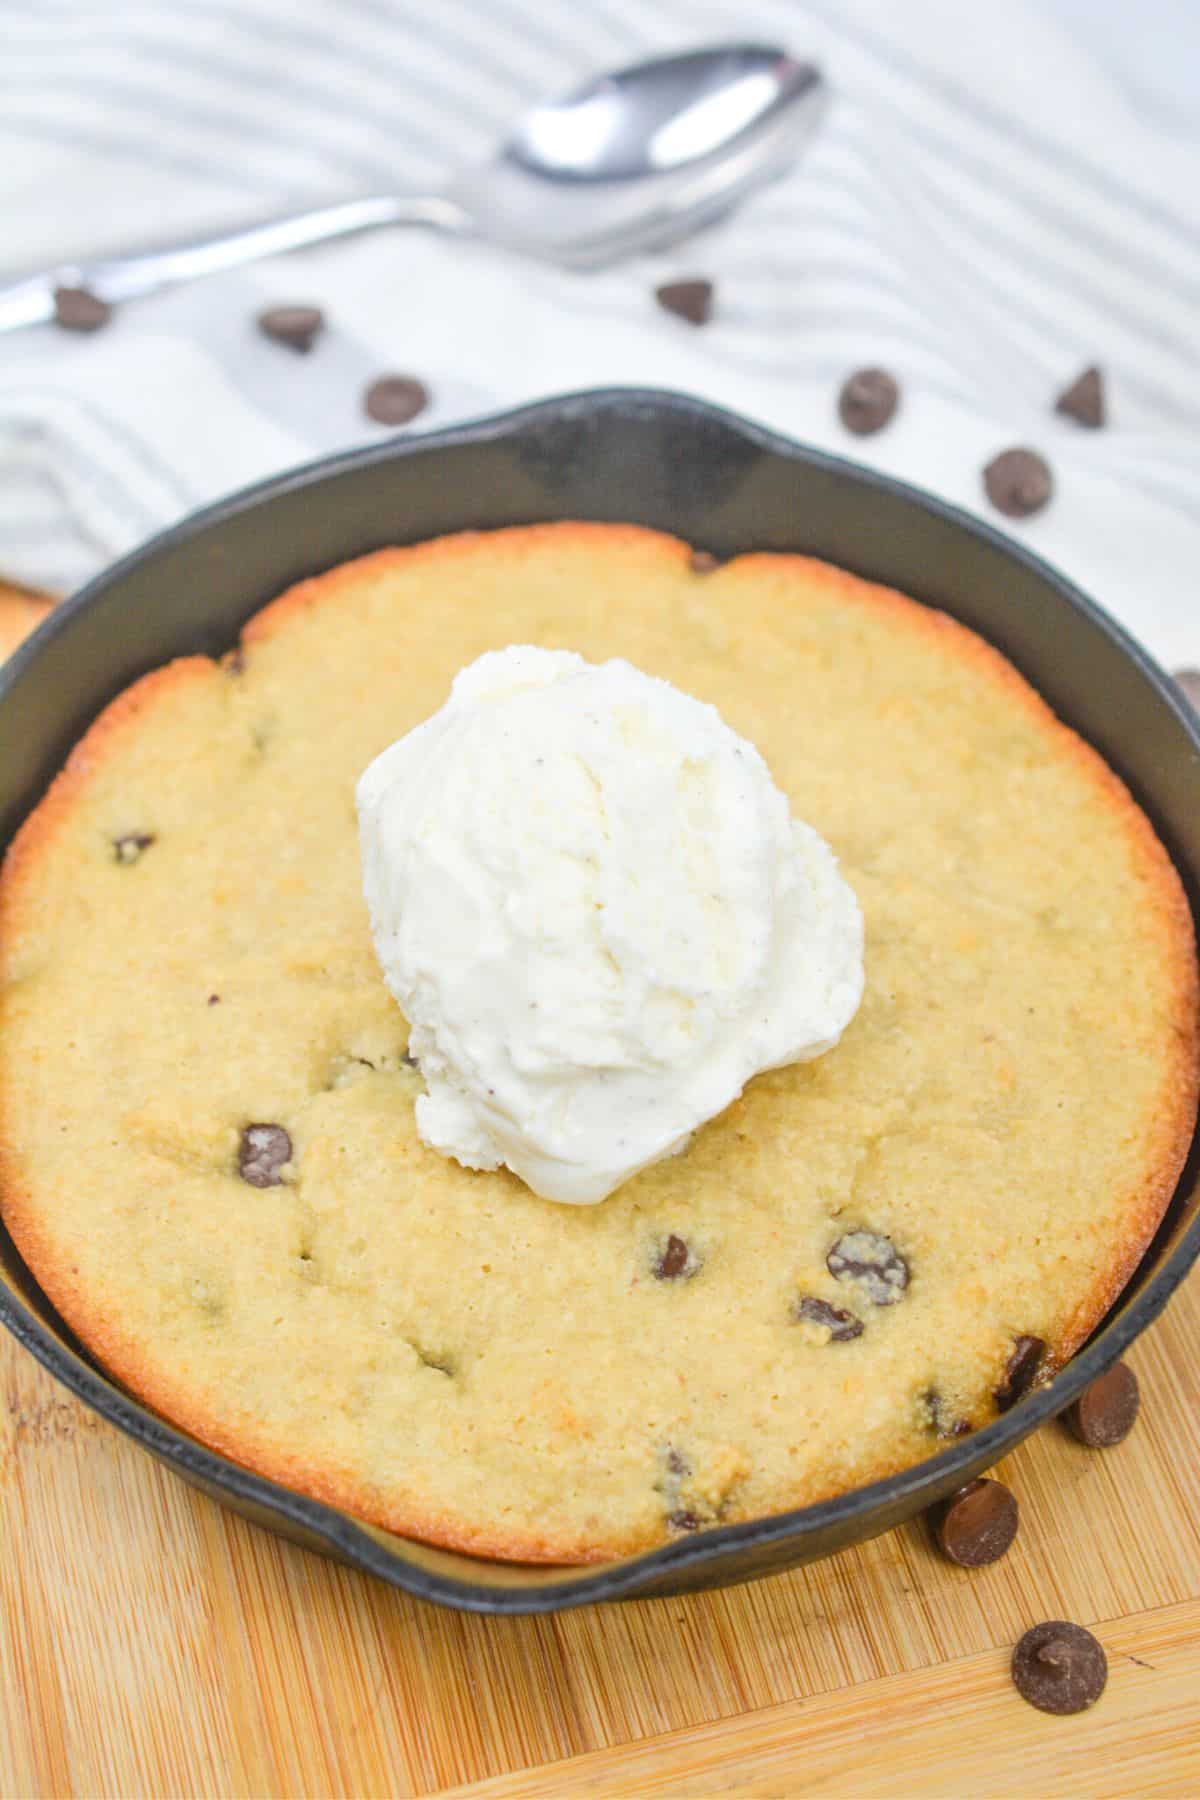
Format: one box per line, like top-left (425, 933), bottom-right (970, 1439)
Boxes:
top-left (1011, 1621), bottom-right (1107, 1715)
top-left (994, 1335), bottom-right (1046, 1411)
top-left (827, 1229), bottom-right (909, 1306)
top-left (653, 1234), bottom-right (701, 1281)
top-left (793, 1296), bottom-right (863, 1341)
top-left (112, 833), bottom-right (155, 865)
top-left (238, 1124), bottom-right (292, 1188)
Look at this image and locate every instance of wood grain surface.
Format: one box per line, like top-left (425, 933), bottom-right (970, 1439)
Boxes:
top-left (1, 587), bottom-right (1198, 1798)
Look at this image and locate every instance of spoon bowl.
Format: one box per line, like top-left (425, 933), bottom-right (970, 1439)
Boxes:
top-left (506, 44), bottom-right (822, 181)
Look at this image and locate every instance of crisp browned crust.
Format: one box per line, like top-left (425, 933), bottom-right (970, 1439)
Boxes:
top-left (1, 523), bottom-right (1195, 1562)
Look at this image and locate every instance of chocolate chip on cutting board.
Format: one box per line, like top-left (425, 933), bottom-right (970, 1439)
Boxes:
top-left (257, 304), bottom-right (325, 353)
top-left (935, 1478), bottom-right (1019, 1567)
top-left (1011, 1621), bottom-right (1108, 1715)
top-left (838, 367), bottom-right (900, 435)
top-left (364, 375), bottom-right (430, 425)
top-left (793, 1296), bottom-right (863, 1341)
top-left (826, 1229), bottom-right (909, 1305)
top-left (1055, 365), bottom-right (1105, 429)
top-left (53, 286), bottom-right (113, 332)
top-left (983, 448), bottom-right (1053, 518)
top-left (1065, 1362), bottom-right (1139, 1448)
top-left (994, 1335), bottom-right (1046, 1411)
top-left (655, 279), bottom-right (714, 326)
top-left (238, 1123), bottom-right (292, 1188)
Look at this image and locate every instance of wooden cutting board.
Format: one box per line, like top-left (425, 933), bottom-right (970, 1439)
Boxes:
top-left (1, 584), bottom-right (1198, 1798)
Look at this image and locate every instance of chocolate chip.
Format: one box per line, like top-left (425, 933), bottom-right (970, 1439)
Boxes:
top-left (983, 448), bottom-right (1053, 518)
top-left (690, 549), bottom-right (719, 573)
top-left (827, 1229), bottom-right (909, 1306)
top-left (793, 1296), bottom-right (863, 1341)
top-left (1055, 365), bottom-right (1104, 429)
top-left (238, 1123), bottom-right (292, 1188)
top-left (655, 279), bottom-right (713, 326)
top-left (257, 304), bottom-right (325, 353)
top-left (1011, 1621), bottom-right (1107, 1715)
top-left (935, 1478), bottom-right (1019, 1567)
top-left (113, 833), bottom-right (155, 865)
top-left (667, 1509), bottom-right (702, 1532)
top-left (1172, 669), bottom-right (1200, 712)
top-left (838, 367), bottom-right (899, 435)
top-left (923, 1388), bottom-right (972, 1438)
top-left (666, 1446), bottom-right (690, 1478)
top-left (1066, 1362), bottom-right (1139, 1448)
top-left (53, 286), bottom-right (112, 332)
top-left (654, 1234), bottom-right (701, 1281)
top-left (994, 1335), bottom-right (1046, 1411)
top-left (207, 994), bottom-right (221, 1006)
top-left (364, 375), bottom-right (429, 426)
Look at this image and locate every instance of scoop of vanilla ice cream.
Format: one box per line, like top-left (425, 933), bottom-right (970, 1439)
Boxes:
top-left (356, 646), bottom-right (863, 1204)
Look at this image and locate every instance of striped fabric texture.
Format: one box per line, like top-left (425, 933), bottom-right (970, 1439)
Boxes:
top-left (1, 0), bottom-right (1198, 662)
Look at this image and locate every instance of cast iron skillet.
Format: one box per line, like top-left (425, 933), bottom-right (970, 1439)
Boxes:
top-left (1, 389), bottom-right (1198, 1613)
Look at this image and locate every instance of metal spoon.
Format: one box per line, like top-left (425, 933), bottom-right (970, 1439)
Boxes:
top-left (0, 44), bottom-right (825, 333)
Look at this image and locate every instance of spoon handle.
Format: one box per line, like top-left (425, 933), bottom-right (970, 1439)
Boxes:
top-left (0, 193), bottom-right (469, 334)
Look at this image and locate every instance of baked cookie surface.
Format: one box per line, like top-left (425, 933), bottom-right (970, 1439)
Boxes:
top-left (1, 524), bottom-right (1195, 1561)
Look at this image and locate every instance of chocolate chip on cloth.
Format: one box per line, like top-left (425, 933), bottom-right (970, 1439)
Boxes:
top-left (1066, 1362), bottom-right (1139, 1448)
top-left (364, 375), bottom-right (430, 426)
top-left (257, 304), bottom-right (325, 353)
top-left (983, 448), bottom-right (1054, 518)
top-left (838, 367), bottom-right (900, 435)
top-left (238, 1123), bottom-right (292, 1189)
top-left (1055, 365), bottom-right (1105, 429)
top-left (827, 1229), bottom-right (909, 1305)
top-left (53, 285), bottom-right (112, 333)
top-left (994, 1335), bottom-right (1047, 1411)
top-left (935, 1478), bottom-right (1018, 1566)
top-left (1012, 1622), bottom-right (1108, 1715)
top-left (793, 1296), bottom-right (863, 1341)
top-left (655, 278), bottom-right (714, 326)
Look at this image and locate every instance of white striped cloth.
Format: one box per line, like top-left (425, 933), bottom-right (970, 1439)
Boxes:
top-left (2, 0), bottom-right (1198, 665)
